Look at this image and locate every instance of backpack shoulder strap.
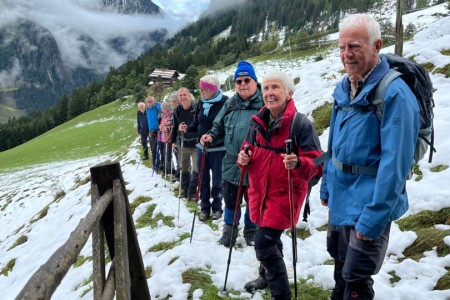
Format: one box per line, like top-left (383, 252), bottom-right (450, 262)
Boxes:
top-left (372, 69), bottom-right (402, 121)
top-left (289, 112), bottom-right (305, 152)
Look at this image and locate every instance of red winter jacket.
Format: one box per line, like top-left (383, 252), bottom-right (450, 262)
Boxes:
top-left (242, 99), bottom-right (322, 230)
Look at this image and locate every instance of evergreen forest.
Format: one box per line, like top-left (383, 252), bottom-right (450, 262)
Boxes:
top-left (0, 0), bottom-right (445, 152)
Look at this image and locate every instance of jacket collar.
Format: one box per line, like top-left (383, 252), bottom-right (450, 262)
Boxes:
top-left (333, 55), bottom-right (390, 107)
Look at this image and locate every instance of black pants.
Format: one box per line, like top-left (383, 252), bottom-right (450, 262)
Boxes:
top-left (223, 180), bottom-right (256, 228)
top-left (140, 129), bottom-right (149, 158)
top-left (327, 223), bottom-right (391, 300)
top-left (255, 227), bottom-right (291, 300)
top-left (149, 130), bottom-right (158, 166)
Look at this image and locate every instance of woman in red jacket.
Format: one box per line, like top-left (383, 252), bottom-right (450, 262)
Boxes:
top-left (238, 71), bottom-right (322, 299)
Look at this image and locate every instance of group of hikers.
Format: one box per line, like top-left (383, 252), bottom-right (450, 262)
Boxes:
top-left (136, 13), bottom-right (421, 300)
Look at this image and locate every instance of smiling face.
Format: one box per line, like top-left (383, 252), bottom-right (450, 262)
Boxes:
top-left (262, 79), bottom-right (292, 119)
top-left (339, 26), bottom-right (381, 81)
top-left (235, 76), bottom-right (257, 100)
top-left (178, 88), bottom-right (192, 109)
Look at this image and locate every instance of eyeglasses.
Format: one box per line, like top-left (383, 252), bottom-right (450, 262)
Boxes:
top-left (235, 78), bottom-right (251, 85)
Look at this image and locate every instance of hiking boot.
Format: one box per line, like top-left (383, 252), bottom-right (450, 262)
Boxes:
top-left (218, 224), bottom-right (238, 247)
top-left (243, 226), bottom-right (257, 246)
top-left (212, 211), bottom-right (222, 220)
top-left (244, 277), bottom-right (268, 293)
top-left (199, 212), bottom-right (209, 222)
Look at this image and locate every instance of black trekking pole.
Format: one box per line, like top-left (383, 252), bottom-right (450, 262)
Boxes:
top-left (177, 132), bottom-right (184, 221)
top-left (286, 139), bottom-right (298, 300)
top-left (152, 132), bottom-right (161, 177)
top-left (190, 142), bottom-right (207, 243)
top-left (223, 144), bottom-right (249, 293)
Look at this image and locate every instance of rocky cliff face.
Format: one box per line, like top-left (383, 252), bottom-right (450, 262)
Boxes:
top-left (100, 0), bottom-right (160, 14)
top-left (0, 0), bottom-right (163, 120)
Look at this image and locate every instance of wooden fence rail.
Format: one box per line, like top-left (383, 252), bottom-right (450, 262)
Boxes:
top-left (16, 162), bottom-right (150, 300)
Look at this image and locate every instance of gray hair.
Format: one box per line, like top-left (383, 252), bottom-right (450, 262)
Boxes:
top-left (199, 74), bottom-right (221, 89)
top-left (340, 14), bottom-right (381, 44)
top-left (262, 71), bottom-right (295, 94)
top-left (138, 102), bottom-right (145, 109)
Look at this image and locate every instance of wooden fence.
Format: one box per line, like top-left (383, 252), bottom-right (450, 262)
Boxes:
top-left (16, 162), bottom-right (151, 300)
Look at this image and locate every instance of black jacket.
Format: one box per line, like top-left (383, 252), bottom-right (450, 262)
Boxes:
top-left (171, 102), bottom-right (198, 148)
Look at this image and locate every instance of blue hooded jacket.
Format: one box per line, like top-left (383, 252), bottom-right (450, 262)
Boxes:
top-left (146, 102), bottom-right (161, 131)
top-left (320, 56), bottom-right (419, 239)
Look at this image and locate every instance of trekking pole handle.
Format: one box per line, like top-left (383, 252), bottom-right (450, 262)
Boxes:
top-left (244, 144), bottom-right (249, 156)
top-left (285, 139), bottom-right (293, 155)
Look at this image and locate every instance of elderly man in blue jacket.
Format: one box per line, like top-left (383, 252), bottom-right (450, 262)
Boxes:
top-left (146, 95), bottom-right (162, 167)
top-left (320, 14), bottom-right (419, 300)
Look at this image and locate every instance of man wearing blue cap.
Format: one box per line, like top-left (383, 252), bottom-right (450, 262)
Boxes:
top-left (201, 60), bottom-right (263, 248)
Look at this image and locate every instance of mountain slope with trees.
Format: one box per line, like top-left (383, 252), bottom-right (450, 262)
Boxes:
top-left (0, 0), bottom-right (163, 123)
top-left (0, 0), bottom-right (446, 152)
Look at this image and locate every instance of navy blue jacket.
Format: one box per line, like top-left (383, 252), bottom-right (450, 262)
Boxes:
top-left (137, 110), bottom-right (149, 133)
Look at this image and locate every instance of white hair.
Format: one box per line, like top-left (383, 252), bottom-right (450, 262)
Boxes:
top-left (340, 14), bottom-right (381, 44)
top-left (199, 74), bottom-right (221, 89)
top-left (262, 72), bottom-right (295, 94)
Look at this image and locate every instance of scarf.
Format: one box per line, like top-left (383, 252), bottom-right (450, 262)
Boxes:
top-left (201, 90), bottom-right (223, 116)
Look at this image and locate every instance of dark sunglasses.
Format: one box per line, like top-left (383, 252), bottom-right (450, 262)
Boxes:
top-left (235, 78), bottom-right (251, 85)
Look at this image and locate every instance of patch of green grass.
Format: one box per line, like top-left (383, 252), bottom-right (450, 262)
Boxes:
top-left (130, 196), bottom-right (151, 214)
top-left (441, 49), bottom-right (450, 56)
top-left (76, 274), bottom-right (94, 291)
top-left (402, 228), bottom-right (450, 261)
top-left (396, 208), bottom-right (450, 230)
top-left (258, 276), bottom-right (331, 300)
top-left (430, 165), bottom-right (449, 172)
top-left (317, 224), bottom-right (328, 231)
top-left (182, 268), bottom-right (223, 299)
top-left (295, 228), bottom-right (311, 240)
top-left (8, 235), bottom-right (28, 250)
top-left (421, 62), bottom-right (436, 73)
top-left (413, 164), bottom-right (423, 181)
top-left (30, 205), bottom-right (49, 224)
top-left (148, 241), bottom-right (177, 252)
top-left (311, 102), bottom-right (333, 136)
top-left (397, 208), bottom-right (450, 262)
top-left (323, 259), bottom-right (334, 266)
top-left (295, 277), bottom-right (331, 300)
top-left (435, 268), bottom-right (450, 290)
top-left (135, 204), bottom-right (174, 229)
top-left (0, 99), bottom-right (137, 172)
top-left (388, 271), bottom-right (402, 285)
top-left (80, 287), bottom-right (93, 298)
top-left (74, 255), bottom-right (92, 268)
top-left (169, 256), bottom-right (179, 265)
top-left (148, 233), bottom-right (190, 253)
top-left (0, 258), bottom-right (16, 276)
top-left (435, 64), bottom-right (450, 78)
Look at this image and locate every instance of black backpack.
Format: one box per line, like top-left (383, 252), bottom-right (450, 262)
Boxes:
top-left (290, 112), bottom-right (322, 222)
top-left (376, 53), bottom-right (436, 167)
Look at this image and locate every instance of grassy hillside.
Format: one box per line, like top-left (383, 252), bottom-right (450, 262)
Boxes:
top-left (0, 98), bottom-right (137, 172)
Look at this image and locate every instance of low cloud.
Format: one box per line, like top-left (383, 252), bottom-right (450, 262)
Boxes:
top-left (0, 59), bottom-right (22, 89)
top-left (0, 0), bottom-right (190, 74)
